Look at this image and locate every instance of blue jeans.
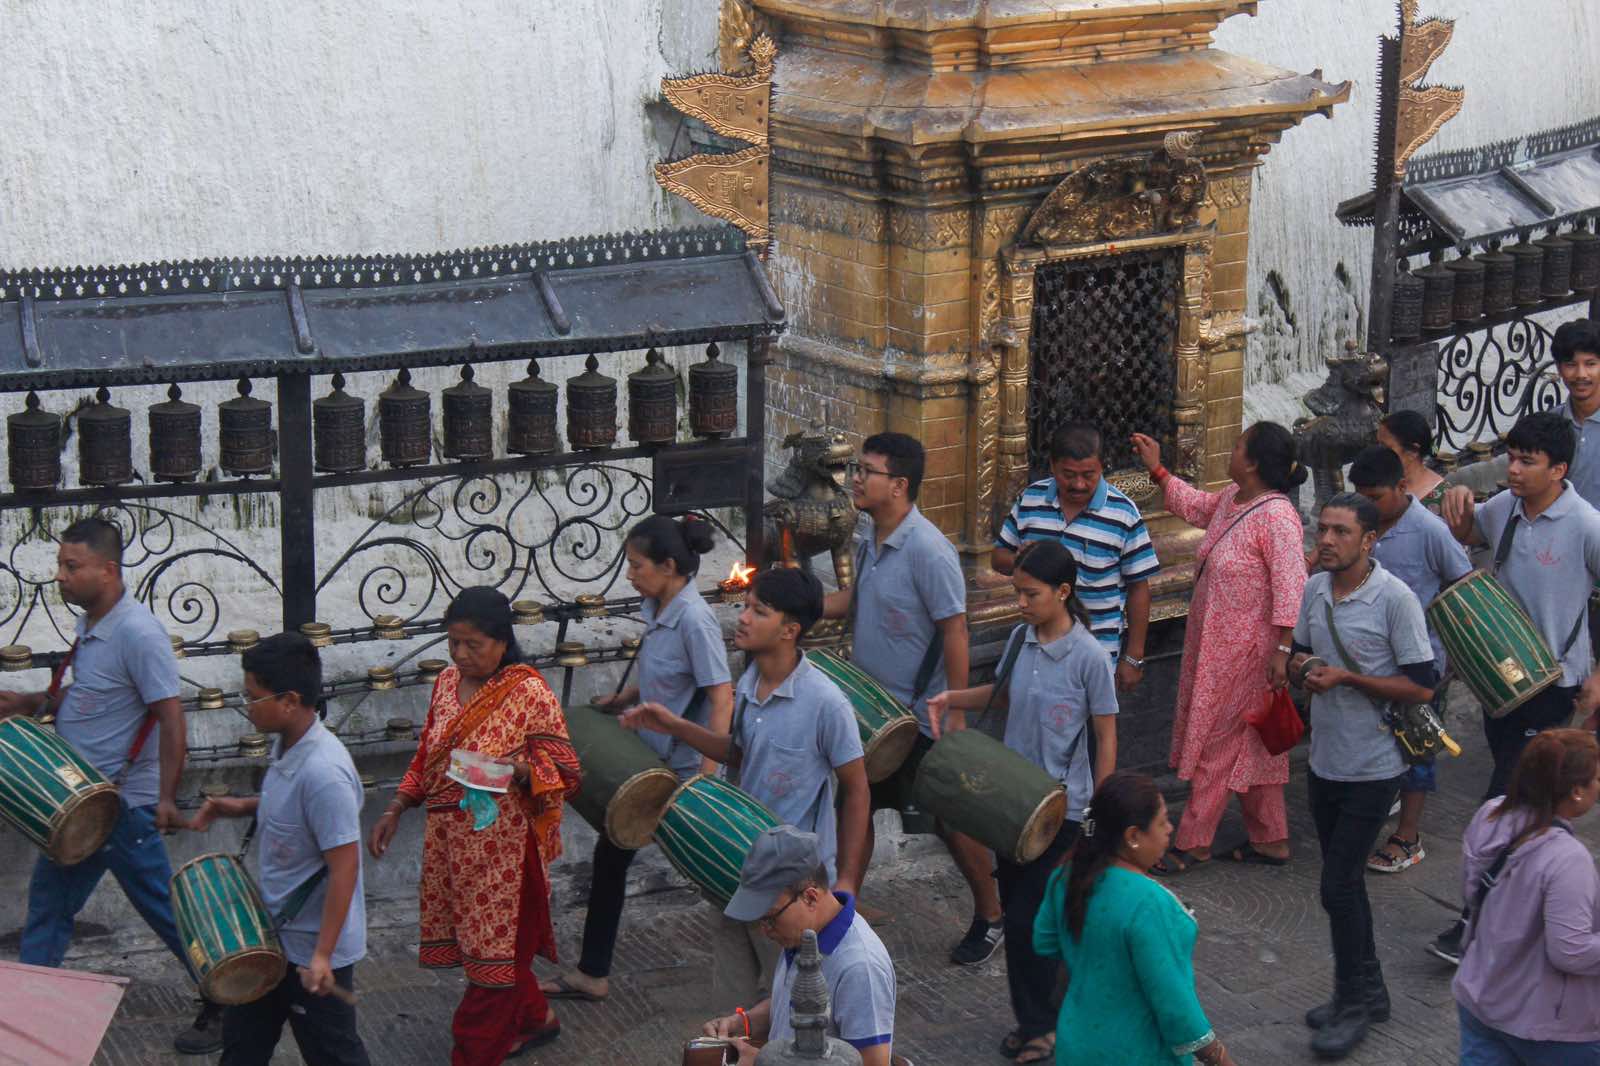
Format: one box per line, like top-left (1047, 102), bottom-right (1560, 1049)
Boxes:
top-left (1459, 1004), bottom-right (1600, 1065)
top-left (20, 802), bottom-right (187, 970)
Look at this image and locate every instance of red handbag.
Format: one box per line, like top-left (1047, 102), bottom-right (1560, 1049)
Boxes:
top-left (1247, 686), bottom-right (1304, 755)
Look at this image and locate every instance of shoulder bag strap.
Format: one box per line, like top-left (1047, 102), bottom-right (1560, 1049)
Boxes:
top-left (1196, 494), bottom-right (1291, 583)
top-left (1320, 599), bottom-right (1360, 672)
top-left (1490, 514), bottom-right (1585, 659)
top-left (979, 626), bottom-right (1028, 717)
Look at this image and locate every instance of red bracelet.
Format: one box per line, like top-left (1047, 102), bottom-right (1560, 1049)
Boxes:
top-left (735, 1007), bottom-right (751, 1038)
top-left (1152, 465), bottom-right (1170, 483)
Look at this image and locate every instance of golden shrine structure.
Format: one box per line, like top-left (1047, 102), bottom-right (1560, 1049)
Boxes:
top-left (713, 0), bottom-right (1347, 624)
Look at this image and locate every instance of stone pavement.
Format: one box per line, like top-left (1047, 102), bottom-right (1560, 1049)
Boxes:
top-left (60, 723), bottom-right (1584, 1066)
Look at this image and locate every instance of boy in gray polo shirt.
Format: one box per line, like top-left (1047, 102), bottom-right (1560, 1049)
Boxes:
top-left (1291, 494), bottom-right (1436, 1061)
top-left (624, 568), bottom-right (869, 1004)
top-left (186, 633), bottom-right (370, 1066)
top-left (702, 826), bottom-right (897, 1066)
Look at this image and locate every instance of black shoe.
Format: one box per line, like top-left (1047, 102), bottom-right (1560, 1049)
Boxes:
top-left (1428, 919), bottom-right (1465, 966)
top-left (1310, 1004), bottom-right (1371, 1060)
top-left (950, 916), bottom-right (1004, 965)
top-left (174, 1000), bottom-right (225, 1055)
top-left (1306, 987), bottom-right (1389, 1029)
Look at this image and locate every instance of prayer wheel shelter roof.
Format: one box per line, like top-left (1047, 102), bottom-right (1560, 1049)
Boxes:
top-left (772, 46), bottom-right (1349, 148)
top-left (0, 227), bottom-right (785, 391)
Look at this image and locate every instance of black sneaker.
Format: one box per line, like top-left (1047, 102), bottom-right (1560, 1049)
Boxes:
top-left (950, 916), bottom-right (1004, 966)
top-left (1428, 919), bottom-right (1465, 966)
top-left (1310, 1004), bottom-right (1370, 1060)
top-left (174, 1000), bottom-right (225, 1055)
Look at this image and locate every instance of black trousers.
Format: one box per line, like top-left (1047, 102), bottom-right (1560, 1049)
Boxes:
top-left (1483, 684), bottom-right (1576, 802)
top-left (577, 834), bottom-right (636, 979)
top-left (1308, 771), bottom-right (1403, 996)
top-left (220, 965), bottom-right (370, 1066)
top-left (994, 821), bottom-right (1081, 1039)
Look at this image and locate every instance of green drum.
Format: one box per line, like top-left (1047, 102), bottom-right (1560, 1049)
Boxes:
top-left (807, 649), bottom-right (920, 783)
top-left (653, 775), bottom-right (779, 908)
top-left (563, 703), bottom-right (680, 849)
top-left (171, 852), bottom-right (286, 1005)
top-left (912, 729), bottom-right (1067, 864)
top-left (0, 715), bottom-right (121, 865)
top-left (1429, 569), bottom-right (1561, 719)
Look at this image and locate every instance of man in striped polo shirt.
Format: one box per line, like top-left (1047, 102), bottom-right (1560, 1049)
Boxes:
top-left (994, 422), bottom-right (1160, 690)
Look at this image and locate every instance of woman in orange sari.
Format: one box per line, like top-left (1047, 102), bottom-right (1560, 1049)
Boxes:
top-left (368, 587), bottom-right (580, 1065)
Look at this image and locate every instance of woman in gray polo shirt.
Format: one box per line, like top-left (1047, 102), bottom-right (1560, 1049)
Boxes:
top-left (541, 515), bottom-right (733, 1004)
top-left (930, 541), bottom-right (1118, 1064)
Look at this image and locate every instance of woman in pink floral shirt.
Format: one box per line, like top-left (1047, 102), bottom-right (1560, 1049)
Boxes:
top-left (1130, 424), bottom-right (1309, 874)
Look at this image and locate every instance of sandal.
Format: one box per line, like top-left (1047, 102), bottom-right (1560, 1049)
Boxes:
top-left (1150, 847), bottom-right (1208, 877)
top-left (999, 1030), bottom-right (1026, 1058)
top-left (1218, 842), bottom-right (1289, 867)
top-left (1367, 834), bottom-right (1425, 874)
top-left (508, 1019), bottom-right (561, 1058)
top-left (1015, 1032), bottom-right (1055, 1064)
top-left (539, 973), bottom-right (608, 1002)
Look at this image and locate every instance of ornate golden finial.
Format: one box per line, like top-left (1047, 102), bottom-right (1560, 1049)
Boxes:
top-left (719, 0), bottom-right (770, 75)
top-left (1163, 130), bottom-right (1200, 161)
top-left (749, 33), bottom-right (777, 78)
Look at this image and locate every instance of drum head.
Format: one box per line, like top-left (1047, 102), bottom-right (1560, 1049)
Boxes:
top-left (604, 767), bottom-right (680, 850)
top-left (203, 949), bottom-right (288, 1005)
top-left (1013, 788), bottom-right (1068, 864)
top-left (862, 717), bottom-right (920, 784)
top-left (48, 786), bottom-right (122, 866)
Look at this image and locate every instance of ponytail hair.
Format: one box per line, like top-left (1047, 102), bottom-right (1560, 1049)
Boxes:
top-left (1015, 540), bottom-right (1090, 628)
top-left (627, 514), bottom-right (715, 578)
top-left (1061, 771), bottom-right (1164, 940)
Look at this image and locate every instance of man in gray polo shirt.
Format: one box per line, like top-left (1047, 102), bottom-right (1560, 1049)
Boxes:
top-left (702, 826), bottom-right (897, 1066)
top-left (187, 633), bottom-right (370, 1066)
top-left (0, 518), bottom-right (217, 1054)
top-left (1554, 319), bottom-right (1600, 507)
top-left (820, 432), bottom-right (996, 966)
top-left (1291, 493), bottom-right (1437, 1060)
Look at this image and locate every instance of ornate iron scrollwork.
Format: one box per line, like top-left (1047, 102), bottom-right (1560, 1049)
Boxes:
top-left (1026, 248), bottom-right (1181, 478)
top-left (1435, 316), bottom-right (1564, 453)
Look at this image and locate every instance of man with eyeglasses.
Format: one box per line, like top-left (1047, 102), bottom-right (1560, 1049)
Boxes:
top-left (0, 517), bottom-right (221, 1055)
top-left (820, 433), bottom-right (992, 966)
top-left (701, 826), bottom-right (898, 1066)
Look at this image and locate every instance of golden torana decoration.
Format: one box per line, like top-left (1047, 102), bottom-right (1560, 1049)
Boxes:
top-left (660, 37), bottom-right (774, 146)
top-left (1393, 0), bottom-right (1463, 177)
top-left (1020, 131), bottom-right (1208, 247)
top-left (655, 146), bottom-right (770, 246)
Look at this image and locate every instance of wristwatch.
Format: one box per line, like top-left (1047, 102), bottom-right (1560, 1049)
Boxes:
top-left (1122, 655), bottom-right (1145, 669)
top-left (1275, 644), bottom-right (1293, 655)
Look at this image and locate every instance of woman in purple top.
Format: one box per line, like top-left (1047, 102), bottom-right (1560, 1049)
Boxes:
top-left (1455, 728), bottom-right (1600, 1063)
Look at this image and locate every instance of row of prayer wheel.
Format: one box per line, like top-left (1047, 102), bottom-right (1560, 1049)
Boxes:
top-left (1391, 224), bottom-right (1600, 343)
top-left (6, 346), bottom-right (738, 491)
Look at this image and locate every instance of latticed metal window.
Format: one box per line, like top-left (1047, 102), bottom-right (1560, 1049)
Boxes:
top-left (1027, 249), bottom-right (1180, 478)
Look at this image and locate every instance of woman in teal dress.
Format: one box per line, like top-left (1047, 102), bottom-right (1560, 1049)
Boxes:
top-left (1034, 772), bottom-right (1235, 1066)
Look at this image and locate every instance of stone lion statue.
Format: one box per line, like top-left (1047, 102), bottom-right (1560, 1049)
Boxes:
top-left (762, 429), bottom-right (859, 590)
top-left (1294, 340), bottom-right (1391, 511)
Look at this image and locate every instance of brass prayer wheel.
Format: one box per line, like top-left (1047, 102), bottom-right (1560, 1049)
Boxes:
top-left (367, 666), bottom-right (397, 691)
top-left (8, 392), bottom-right (62, 492)
top-left (511, 600), bottom-right (545, 625)
top-left (1534, 233), bottom-right (1573, 298)
top-left (1444, 253), bottom-right (1485, 324)
top-left (170, 634), bottom-right (186, 659)
top-left (200, 783), bottom-right (231, 799)
top-left (567, 355), bottom-right (618, 450)
top-left (148, 384), bottom-right (202, 483)
top-left (556, 641), bottom-right (589, 668)
top-left (442, 365), bottom-right (493, 461)
top-left (507, 361), bottom-right (559, 455)
top-left (417, 659), bottom-right (448, 680)
top-left (0, 645), bottom-right (32, 672)
top-left (1436, 449), bottom-right (1459, 474)
top-left (77, 387), bottom-right (133, 487)
top-left (621, 637), bottom-right (642, 660)
top-left (628, 347), bottom-right (678, 445)
top-left (372, 614), bottom-right (406, 640)
top-left (385, 716), bottom-right (415, 740)
top-left (238, 732), bottom-right (271, 757)
top-left (1389, 265), bottom-right (1424, 342)
top-left (197, 688), bottom-right (225, 710)
top-left (1506, 238), bottom-right (1545, 308)
top-left (379, 369), bottom-right (431, 468)
top-left (313, 373), bottom-right (366, 474)
top-left (575, 594), bottom-right (607, 618)
top-left (359, 772), bottom-right (376, 790)
top-left (690, 342), bottom-right (738, 438)
top-left (227, 629), bottom-right (260, 652)
top-left (1474, 244), bottom-right (1516, 314)
top-left (219, 379), bottom-right (273, 476)
top-left (299, 621), bottom-right (334, 648)
top-left (1569, 224), bottom-right (1600, 294)
top-left (1417, 255), bottom-right (1456, 331)
top-left (1468, 440), bottom-right (1495, 465)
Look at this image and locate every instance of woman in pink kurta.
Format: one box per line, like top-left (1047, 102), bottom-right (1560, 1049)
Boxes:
top-left (1131, 425), bottom-right (1309, 872)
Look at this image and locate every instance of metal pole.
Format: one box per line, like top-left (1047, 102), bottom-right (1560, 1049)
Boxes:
top-left (277, 373), bottom-right (316, 629)
top-left (1368, 35), bottom-right (1402, 360)
top-left (745, 336), bottom-right (770, 568)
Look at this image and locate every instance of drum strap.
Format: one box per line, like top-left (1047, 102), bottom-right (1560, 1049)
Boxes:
top-left (980, 626), bottom-right (1028, 717)
top-left (848, 540), bottom-right (945, 707)
top-left (1492, 515), bottom-right (1587, 660)
top-left (45, 639), bottom-right (79, 706)
top-left (273, 866), bottom-right (330, 929)
top-left (1195, 494), bottom-right (1293, 584)
top-left (728, 693), bottom-right (749, 787)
